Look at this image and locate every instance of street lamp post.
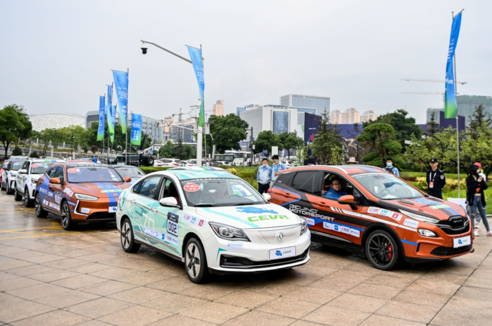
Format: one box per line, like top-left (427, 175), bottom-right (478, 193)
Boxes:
top-left (140, 40), bottom-right (203, 166)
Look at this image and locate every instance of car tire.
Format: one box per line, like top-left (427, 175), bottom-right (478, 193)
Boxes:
top-left (184, 237), bottom-right (209, 284)
top-left (35, 193), bottom-right (48, 218)
top-left (147, 157), bottom-right (154, 166)
top-left (24, 188), bottom-right (33, 207)
top-left (120, 218), bottom-right (140, 253)
top-left (365, 230), bottom-right (400, 271)
top-left (6, 181), bottom-right (13, 195)
top-left (14, 187), bottom-right (22, 201)
top-left (0, 181), bottom-right (4, 191)
top-left (61, 200), bottom-right (75, 230)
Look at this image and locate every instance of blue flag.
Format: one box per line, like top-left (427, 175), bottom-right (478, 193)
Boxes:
top-left (187, 46), bottom-right (205, 127)
top-left (97, 96), bottom-right (105, 141)
top-left (113, 70), bottom-right (129, 134)
top-left (444, 12), bottom-right (462, 119)
top-left (131, 113), bottom-right (142, 146)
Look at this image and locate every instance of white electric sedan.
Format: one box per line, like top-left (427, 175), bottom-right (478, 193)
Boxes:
top-left (116, 169), bottom-right (310, 283)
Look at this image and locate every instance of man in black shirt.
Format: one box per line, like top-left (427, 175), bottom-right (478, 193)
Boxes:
top-left (426, 158), bottom-right (446, 199)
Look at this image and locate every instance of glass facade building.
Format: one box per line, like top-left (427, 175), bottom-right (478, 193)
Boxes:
top-left (426, 95), bottom-right (492, 127)
top-left (280, 94), bottom-right (330, 114)
top-left (273, 111), bottom-right (289, 134)
top-left (236, 107), bottom-right (246, 116)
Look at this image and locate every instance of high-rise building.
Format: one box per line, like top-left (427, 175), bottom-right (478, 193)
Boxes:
top-left (280, 94), bottom-right (330, 114)
top-left (342, 108), bottom-right (360, 124)
top-left (239, 105), bottom-right (298, 139)
top-left (236, 107), bottom-right (246, 116)
top-left (426, 95), bottom-right (492, 126)
top-left (330, 110), bottom-right (343, 124)
top-left (360, 110), bottom-right (378, 123)
top-left (213, 100), bottom-right (224, 116)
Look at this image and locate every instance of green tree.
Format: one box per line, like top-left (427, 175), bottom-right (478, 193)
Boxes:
top-left (173, 133), bottom-right (187, 159)
top-left (468, 104), bottom-right (491, 140)
top-left (30, 151), bottom-right (39, 158)
top-left (328, 146), bottom-right (344, 165)
top-left (369, 109), bottom-right (422, 149)
top-left (278, 132), bottom-right (304, 156)
top-left (253, 130), bottom-right (281, 155)
top-left (183, 144), bottom-right (196, 160)
top-left (296, 142), bottom-right (308, 166)
top-left (357, 123), bottom-right (403, 167)
top-left (12, 146), bottom-right (22, 156)
top-left (209, 114), bottom-right (248, 153)
top-left (159, 141), bottom-right (175, 158)
top-left (0, 104), bottom-right (33, 158)
top-left (425, 111), bottom-right (441, 137)
top-left (310, 109), bottom-right (344, 165)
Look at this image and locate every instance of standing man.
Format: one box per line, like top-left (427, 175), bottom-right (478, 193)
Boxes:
top-left (426, 158), bottom-right (446, 199)
top-left (383, 157), bottom-right (400, 177)
top-left (272, 155), bottom-right (286, 176)
top-left (257, 158), bottom-right (272, 194)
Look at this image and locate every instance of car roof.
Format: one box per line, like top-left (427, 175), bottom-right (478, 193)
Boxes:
top-left (284, 165), bottom-right (387, 176)
top-left (170, 166), bottom-right (228, 172)
top-left (163, 169), bottom-right (238, 180)
top-left (113, 165), bottom-right (140, 169)
top-left (28, 159), bottom-right (65, 163)
top-left (51, 162), bottom-right (114, 169)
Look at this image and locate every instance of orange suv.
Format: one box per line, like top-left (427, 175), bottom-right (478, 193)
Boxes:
top-left (270, 165), bottom-right (474, 270)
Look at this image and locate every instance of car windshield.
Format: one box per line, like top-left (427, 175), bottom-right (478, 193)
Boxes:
top-left (115, 167), bottom-right (145, 178)
top-left (31, 163), bottom-right (56, 174)
top-left (180, 178), bottom-right (265, 207)
top-left (67, 167), bottom-right (123, 183)
top-left (10, 162), bottom-right (23, 171)
top-left (352, 173), bottom-right (423, 199)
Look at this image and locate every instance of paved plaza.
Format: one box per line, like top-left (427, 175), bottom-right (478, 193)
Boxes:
top-left (1, 193), bottom-right (492, 326)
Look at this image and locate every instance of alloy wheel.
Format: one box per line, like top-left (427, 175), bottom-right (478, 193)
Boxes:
top-left (186, 243), bottom-right (201, 279)
top-left (368, 234), bottom-right (395, 268)
top-left (121, 221), bottom-right (132, 250)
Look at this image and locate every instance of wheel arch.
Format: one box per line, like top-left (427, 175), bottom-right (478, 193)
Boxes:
top-left (361, 223), bottom-right (406, 257)
top-left (181, 232), bottom-right (206, 260)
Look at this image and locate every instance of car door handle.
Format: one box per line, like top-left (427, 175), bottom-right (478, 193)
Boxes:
top-left (151, 208), bottom-right (158, 213)
top-left (284, 192), bottom-right (291, 197)
top-left (130, 199), bottom-right (136, 204)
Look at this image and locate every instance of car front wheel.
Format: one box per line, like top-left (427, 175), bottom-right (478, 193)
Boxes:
top-left (14, 187), bottom-right (22, 201)
top-left (24, 189), bottom-right (33, 207)
top-left (6, 181), bottom-right (13, 194)
top-left (184, 238), bottom-right (209, 284)
top-left (120, 218), bottom-right (140, 253)
top-left (365, 230), bottom-right (400, 271)
top-left (61, 201), bottom-right (75, 230)
top-left (35, 193), bottom-right (48, 218)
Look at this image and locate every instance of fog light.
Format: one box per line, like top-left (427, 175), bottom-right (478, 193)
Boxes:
top-left (418, 229), bottom-right (437, 237)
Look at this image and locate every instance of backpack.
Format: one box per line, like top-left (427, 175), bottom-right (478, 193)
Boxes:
top-left (384, 166), bottom-right (396, 175)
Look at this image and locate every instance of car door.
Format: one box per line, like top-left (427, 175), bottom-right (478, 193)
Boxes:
top-left (16, 161), bottom-right (30, 192)
top-left (129, 175), bottom-right (163, 244)
top-left (152, 177), bottom-right (185, 257)
top-left (48, 166), bottom-right (64, 213)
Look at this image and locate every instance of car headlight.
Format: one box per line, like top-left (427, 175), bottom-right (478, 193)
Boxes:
top-left (31, 178), bottom-right (38, 184)
top-left (418, 229), bottom-right (438, 237)
top-left (74, 193), bottom-right (99, 201)
top-left (400, 209), bottom-right (439, 224)
top-left (209, 222), bottom-right (250, 242)
top-left (300, 217), bottom-right (308, 235)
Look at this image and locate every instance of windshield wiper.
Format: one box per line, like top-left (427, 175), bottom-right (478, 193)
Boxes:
top-left (193, 203), bottom-right (215, 207)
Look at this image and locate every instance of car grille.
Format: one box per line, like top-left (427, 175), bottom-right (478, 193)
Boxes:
top-left (220, 248), bottom-right (309, 269)
top-left (431, 244), bottom-right (472, 256)
top-left (243, 225), bottom-right (301, 244)
top-left (437, 215), bottom-right (470, 235)
top-left (86, 212), bottom-right (116, 220)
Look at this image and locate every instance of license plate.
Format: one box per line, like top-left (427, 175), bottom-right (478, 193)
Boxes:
top-left (109, 206), bottom-right (117, 213)
top-left (453, 235), bottom-right (471, 248)
top-left (270, 246), bottom-right (296, 260)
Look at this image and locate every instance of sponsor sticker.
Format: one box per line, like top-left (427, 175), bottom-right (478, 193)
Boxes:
top-left (67, 168), bottom-right (79, 174)
top-left (63, 188), bottom-right (74, 197)
top-left (108, 206), bottom-right (117, 213)
top-left (164, 234), bottom-right (179, 246)
top-left (270, 246), bottom-right (296, 260)
top-left (48, 202), bottom-right (60, 210)
top-left (80, 207), bottom-right (90, 214)
top-left (323, 221), bottom-right (334, 230)
top-left (185, 215), bottom-right (205, 227)
top-left (403, 219), bottom-right (419, 228)
top-left (453, 235), bottom-right (471, 248)
top-left (430, 204), bottom-right (449, 209)
top-left (183, 183), bottom-right (200, 192)
top-left (305, 218), bottom-right (315, 226)
top-left (54, 195), bottom-right (62, 204)
top-left (368, 207), bottom-right (402, 221)
top-left (167, 212), bottom-right (179, 237)
top-left (101, 189), bottom-right (123, 193)
top-left (349, 229), bottom-right (360, 237)
top-left (227, 242), bottom-right (244, 250)
top-left (31, 164), bottom-right (39, 168)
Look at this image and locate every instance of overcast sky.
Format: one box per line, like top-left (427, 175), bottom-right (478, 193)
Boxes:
top-left (1, 0), bottom-right (490, 124)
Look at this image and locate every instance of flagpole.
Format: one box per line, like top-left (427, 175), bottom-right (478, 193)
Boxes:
top-left (126, 68), bottom-right (129, 166)
top-left (196, 44), bottom-right (203, 167)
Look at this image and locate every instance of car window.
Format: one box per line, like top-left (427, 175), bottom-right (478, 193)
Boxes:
top-left (275, 172), bottom-right (296, 187)
top-left (159, 178), bottom-right (181, 204)
top-left (10, 162), bottom-right (22, 171)
top-left (353, 173), bottom-right (423, 199)
top-left (67, 167), bottom-right (123, 183)
top-left (31, 163), bottom-right (55, 175)
top-left (291, 171), bottom-right (322, 195)
top-left (22, 161), bottom-right (29, 170)
top-left (46, 166), bottom-right (57, 178)
top-left (52, 166), bottom-right (65, 182)
top-left (134, 176), bottom-right (162, 199)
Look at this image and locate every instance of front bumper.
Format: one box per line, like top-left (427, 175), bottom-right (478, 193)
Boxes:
top-left (205, 230), bottom-right (311, 273)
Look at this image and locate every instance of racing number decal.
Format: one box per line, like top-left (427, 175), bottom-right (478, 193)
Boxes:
top-left (167, 212), bottom-right (179, 237)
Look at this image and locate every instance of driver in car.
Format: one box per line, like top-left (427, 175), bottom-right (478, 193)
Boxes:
top-left (211, 183), bottom-right (229, 200)
top-left (324, 177), bottom-right (347, 200)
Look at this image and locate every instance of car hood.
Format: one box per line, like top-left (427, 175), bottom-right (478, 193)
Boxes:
top-left (67, 182), bottom-right (130, 197)
top-left (194, 204), bottom-right (301, 229)
top-left (380, 197), bottom-right (466, 220)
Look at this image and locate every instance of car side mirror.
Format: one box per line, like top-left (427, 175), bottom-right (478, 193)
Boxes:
top-left (50, 177), bottom-right (61, 184)
top-left (18, 169), bottom-right (27, 174)
top-left (262, 193), bottom-right (271, 202)
top-left (338, 194), bottom-right (358, 210)
top-left (124, 177), bottom-right (132, 183)
top-left (159, 197), bottom-right (179, 208)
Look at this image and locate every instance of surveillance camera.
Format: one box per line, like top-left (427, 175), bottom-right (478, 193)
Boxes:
top-left (141, 44), bottom-right (148, 54)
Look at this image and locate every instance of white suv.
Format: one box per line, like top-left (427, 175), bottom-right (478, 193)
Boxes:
top-left (14, 159), bottom-right (65, 206)
top-left (1, 157), bottom-right (28, 194)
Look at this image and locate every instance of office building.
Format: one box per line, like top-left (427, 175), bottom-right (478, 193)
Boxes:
top-left (236, 107), bottom-right (246, 116)
top-left (342, 108), bottom-right (360, 124)
top-left (240, 105), bottom-right (298, 139)
top-left (280, 94), bottom-right (330, 113)
top-left (213, 100), bottom-right (224, 116)
top-left (85, 110), bottom-right (162, 144)
top-left (360, 110), bottom-right (378, 123)
top-left (330, 110), bottom-right (343, 124)
top-left (426, 95), bottom-right (492, 126)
